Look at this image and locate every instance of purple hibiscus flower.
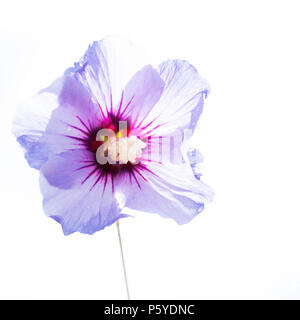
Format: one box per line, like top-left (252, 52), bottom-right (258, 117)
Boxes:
top-left (13, 37), bottom-right (213, 235)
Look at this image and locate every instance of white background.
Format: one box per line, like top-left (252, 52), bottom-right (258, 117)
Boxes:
top-left (0, 0), bottom-right (299, 299)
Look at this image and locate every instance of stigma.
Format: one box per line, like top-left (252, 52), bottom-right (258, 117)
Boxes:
top-left (97, 135), bottom-right (146, 165)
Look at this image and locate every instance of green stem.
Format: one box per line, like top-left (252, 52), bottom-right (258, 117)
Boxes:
top-left (116, 220), bottom-right (130, 300)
